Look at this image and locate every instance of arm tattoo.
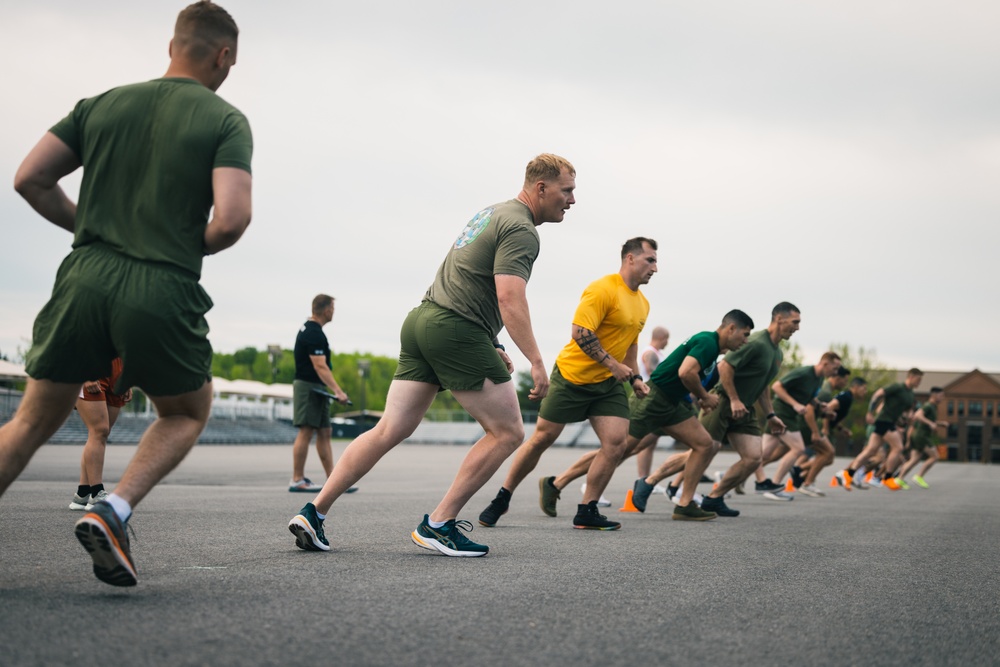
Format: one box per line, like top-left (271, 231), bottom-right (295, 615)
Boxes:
top-left (574, 326), bottom-right (607, 362)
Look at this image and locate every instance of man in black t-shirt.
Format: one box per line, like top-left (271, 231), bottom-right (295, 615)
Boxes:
top-left (290, 294), bottom-right (350, 492)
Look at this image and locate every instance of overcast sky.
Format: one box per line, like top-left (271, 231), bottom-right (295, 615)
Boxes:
top-left (2, 1), bottom-right (998, 376)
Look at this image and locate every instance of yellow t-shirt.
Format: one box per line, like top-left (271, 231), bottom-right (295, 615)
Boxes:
top-left (555, 273), bottom-right (649, 385)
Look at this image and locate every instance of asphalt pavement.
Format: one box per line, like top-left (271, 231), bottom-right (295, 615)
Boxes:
top-left (2, 442), bottom-right (998, 666)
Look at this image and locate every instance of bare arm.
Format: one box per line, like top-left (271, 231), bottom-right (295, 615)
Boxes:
top-left (310, 355), bottom-right (348, 403)
top-left (13, 132), bottom-right (81, 232)
top-left (496, 274), bottom-right (547, 401)
top-left (718, 360), bottom-right (746, 417)
top-left (641, 349), bottom-right (660, 375)
top-left (572, 324), bottom-right (632, 382)
top-left (756, 389), bottom-right (786, 435)
top-left (679, 356), bottom-right (717, 410)
top-left (771, 380), bottom-right (807, 415)
top-left (623, 343), bottom-right (649, 398)
top-left (204, 167), bottom-right (252, 255)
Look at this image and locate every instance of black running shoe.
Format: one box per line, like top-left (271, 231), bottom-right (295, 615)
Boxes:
top-left (74, 500), bottom-right (138, 587)
top-left (288, 503), bottom-right (331, 551)
top-left (754, 479), bottom-right (783, 493)
top-left (701, 495), bottom-right (740, 517)
top-left (478, 488), bottom-right (511, 527)
top-left (631, 478), bottom-right (655, 513)
top-left (790, 466), bottom-right (805, 489)
top-left (572, 501), bottom-right (621, 530)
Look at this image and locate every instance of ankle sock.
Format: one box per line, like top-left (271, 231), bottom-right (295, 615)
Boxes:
top-left (105, 493), bottom-right (132, 523)
top-left (77, 485), bottom-right (91, 498)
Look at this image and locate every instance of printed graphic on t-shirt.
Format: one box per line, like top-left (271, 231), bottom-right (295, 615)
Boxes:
top-left (454, 207), bottom-right (494, 248)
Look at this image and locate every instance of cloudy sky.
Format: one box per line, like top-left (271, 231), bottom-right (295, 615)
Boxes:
top-left (2, 1), bottom-right (998, 376)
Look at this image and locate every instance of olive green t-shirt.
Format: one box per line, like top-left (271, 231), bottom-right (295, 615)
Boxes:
top-left (50, 78), bottom-right (253, 279)
top-left (912, 402), bottom-right (938, 437)
top-left (424, 199), bottom-right (540, 338)
top-left (721, 329), bottom-right (783, 405)
top-left (876, 383), bottom-right (916, 423)
top-left (772, 365), bottom-right (823, 420)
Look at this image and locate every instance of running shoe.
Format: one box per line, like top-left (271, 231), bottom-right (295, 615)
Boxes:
top-left (883, 477), bottom-right (900, 491)
top-left (869, 476), bottom-right (883, 489)
top-left (666, 484), bottom-right (679, 500)
top-left (851, 475), bottom-right (869, 490)
top-left (734, 480), bottom-right (746, 495)
top-left (631, 478), bottom-right (655, 513)
top-left (69, 493), bottom-right (90, 511)
top-left (89, 489), bottom-right (109, 506)
top-left (798, 484), bottom-right (825, 498)
top-left (755, 479), bottom-right (783, 493)
top-left (411, 515), bottom-right (489, 556)
top-left (580, 482), bottom-right (611, 507)
top-left (896, 477), bottom-right (910, 490)
top-left (478, 488), bottom-right (511, 527)
top-left (652, 484), bottom-right (668, 496)
top-left (288, 478), bottom-right (322, 493)
top-left (288, 503), bottom-right (331, 551)
top-left (790, 466), bottom-right (805, 489)
top-left (572, 501), bottom-right (621, 530)
top-left (700, 494), bottom-right (739, 517)
top-left (671, 492), bottom-right (705, 507)
top-left (833, 470), bottom-right (853, 491)
top-left (672, 502), bottom-right (717, 521)
top-left (74, 500), bottom-right (138, 587)
top-left (913, 475), bottom-right (930, 489)
top-left (762, 490), bottom-right (795, 501)
top-left (538, 476), bottom-right (560, 517)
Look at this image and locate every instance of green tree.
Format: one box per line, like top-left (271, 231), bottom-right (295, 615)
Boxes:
top-left (826, 343), bottom-right (894, 452)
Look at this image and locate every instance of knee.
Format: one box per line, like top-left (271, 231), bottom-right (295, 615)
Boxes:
top-left (743, 453), bottom-right (763, 469)
top-left (497, 423), bottom-right (526, 451)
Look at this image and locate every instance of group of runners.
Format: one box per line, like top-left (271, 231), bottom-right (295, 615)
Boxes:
top-left (0, 1), bottom-right (945, 589)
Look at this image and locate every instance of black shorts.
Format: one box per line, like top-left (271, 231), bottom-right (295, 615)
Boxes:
top-left (873, 420), bottom-right (896, 436)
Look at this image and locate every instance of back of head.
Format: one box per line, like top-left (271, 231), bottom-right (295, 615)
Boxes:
top-left (524, 153), bottom-right (575, 186)
top-left (621, 237), bottom-right (656, 261)
top-left (851, 377), bottom-right (867, 388)
top-left (908, 367), bottom-right (924, 378)
top-left (771, 301), bottom-right (799, 321)
top-left (721, 309), bottom-right (754, 330)
top-left (820, 351), bottom-right (842, 365)
top-left (174, 1), bottom-right (239, 62)
top-left (312, 294), bottom-right (334, 315)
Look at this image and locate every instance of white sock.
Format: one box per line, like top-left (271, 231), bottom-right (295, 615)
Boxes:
top-left (316, 510), bottom-right (326, 520)
top-left (106, 493), bottom-right (132, 523)
top-left (428, 518), bottom-right (448, 529)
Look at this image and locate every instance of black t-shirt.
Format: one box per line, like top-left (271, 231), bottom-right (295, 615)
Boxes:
top-left (294, 320), bottom-right (329, 383)
top-left (829, 390), bottom-right (853, 426)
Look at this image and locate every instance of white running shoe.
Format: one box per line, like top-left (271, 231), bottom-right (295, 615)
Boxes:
top-left (762, 490), bottom-right (795, 501)
top-left (652, 484), bottom-right (668, 496)
top-left (798, 484), bottom-right (825, 498)
top-left (712, 470), bottom-right (733, 499)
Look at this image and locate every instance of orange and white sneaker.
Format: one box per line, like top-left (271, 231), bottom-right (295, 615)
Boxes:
top-left (883, 477), bottom-right (901, 491)
top-left (833, 470), bottom-right (853, 491)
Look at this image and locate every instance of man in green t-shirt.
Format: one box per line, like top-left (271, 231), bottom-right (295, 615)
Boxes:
top-left (836, 368), bottom-right (924, 491)
top-left (697, 302), bottom-right (801, 514)
top-left (754, 351), bottom-right (842, 498)
top-left (898, 387), bottom-right (948, 488)
top-left (0, 2), bottom-right (251, 588)
top-left (289, 154), bottom-right (576, 558)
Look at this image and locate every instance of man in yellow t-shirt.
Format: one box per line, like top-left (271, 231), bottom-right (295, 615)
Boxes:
top-left (478, 238), bottom-right (657, 530)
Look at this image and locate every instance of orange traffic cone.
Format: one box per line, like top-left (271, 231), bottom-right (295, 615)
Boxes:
top-left (785, 478), bottom-right (796, 492)
top-left (619, 489), bottom-right (641, 512)
top-left (829, 475), bottom-right (839, 487)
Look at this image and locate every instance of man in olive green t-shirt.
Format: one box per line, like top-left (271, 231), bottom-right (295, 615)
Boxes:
top-left (0, 2), bottom-right (252, 588)
top-left (898, 387), bottom-right (947, 487)
top-left (289, 154), bottom-right (577, 558)
top-left (698, 302), bottom-right (801, 512)
top-left (754, 351), bottom-right (842, 498)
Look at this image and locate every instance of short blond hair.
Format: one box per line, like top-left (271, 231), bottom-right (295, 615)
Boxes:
top-left (524, 153), bottom-right (575, 186)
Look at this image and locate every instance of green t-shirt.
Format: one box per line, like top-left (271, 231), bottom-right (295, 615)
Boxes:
top-left (720, 329), bottom-right (783, 405)
top-left (650, 331), bottom-right (720, 402)
top-left (913, 402), bottom-right (938, 437)
top-left (50, 77), bottom-right (253, 279)
top-left (876, 382), bottom-right (916, 422)
top-left (424, 199), bottom-right (540, 337)
top-left (772, 365), bottom-right (823, 421)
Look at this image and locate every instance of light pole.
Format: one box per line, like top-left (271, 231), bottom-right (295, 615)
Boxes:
top-left (267, 344), bottom-right (282, 383)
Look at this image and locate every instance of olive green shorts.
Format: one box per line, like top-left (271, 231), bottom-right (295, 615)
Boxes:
top-left (772, 404), bottom-right (805, 433)
top-left (293, 380), bottom-right (331, 429)
top-left (628, 384), bottom-right (697, 439)
top-left (537, 365), bottom-right (629, 423)
top-left (25, 244), bottom-right (213, 396)
top-left (394, 302), bottom-right (510, 391)
top-left (699, 392), bottom-right (763, 442)
top-left (910, 432), bottom-right (933, 452)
